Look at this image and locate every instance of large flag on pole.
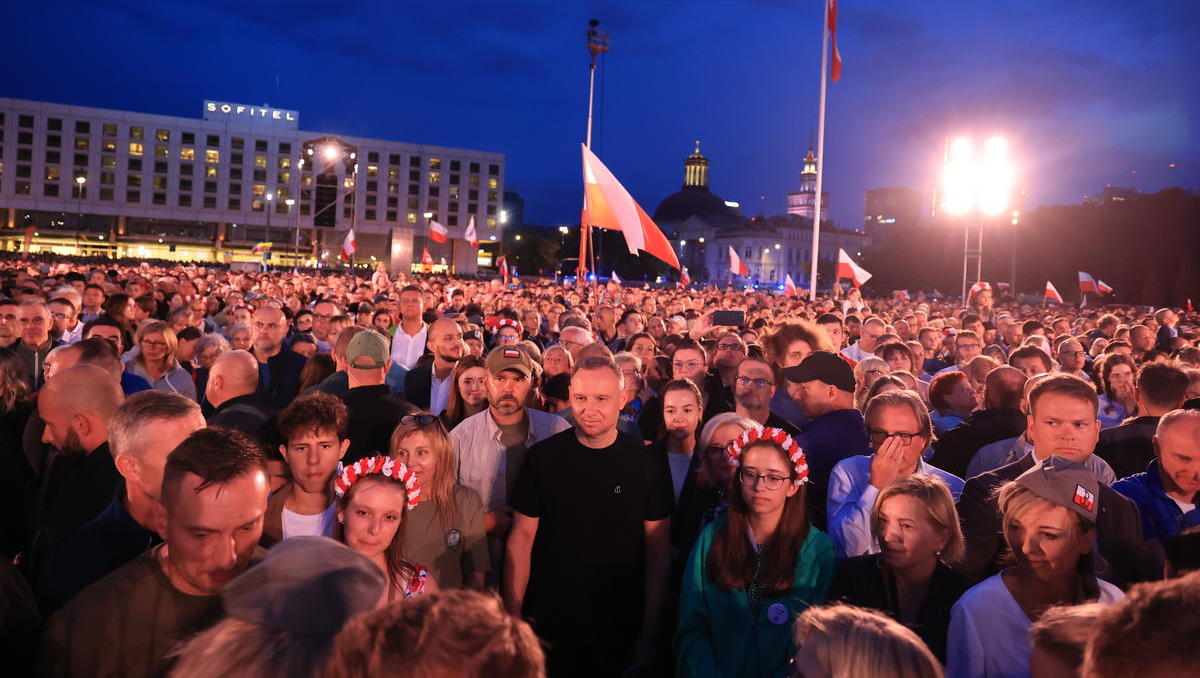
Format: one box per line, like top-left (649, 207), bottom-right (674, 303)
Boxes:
top-left (1045, 280), bottom-right (1064, 305)
top-left (429, 220), bottom-right (448, 244)
top-left (1097, 279), bottom-right (1114, 295)
top-left (581, 144), bottom-right (680, 269)
top-left (729, 246), bottom-right (749, 276)
top-left (340, 228), bottom-right (356, 261)
top-left (828, 0), bottom-right (843, 82)
top-left (464, 216), bottom-right (479, 249)
top-left (1078, 271), bottom-right (1098, 295)
top-left (251, 242), bottom-right (273, 254)
top-left (784, 274), bottom-right (800, 297)
top-left (836, 249), bottom-right (872, 287)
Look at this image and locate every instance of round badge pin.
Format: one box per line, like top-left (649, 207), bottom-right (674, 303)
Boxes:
top-left (766, 603), bottom-right (789, 625)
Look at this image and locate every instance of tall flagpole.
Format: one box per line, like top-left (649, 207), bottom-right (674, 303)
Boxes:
top-left (579, 20), bottom-right (610, 281)
top-left (808, 1), bottom-right (831, 301)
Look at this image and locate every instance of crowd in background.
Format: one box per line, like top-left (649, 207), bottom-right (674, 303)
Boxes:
top-left (0, 255), bottom-right (1197, 678)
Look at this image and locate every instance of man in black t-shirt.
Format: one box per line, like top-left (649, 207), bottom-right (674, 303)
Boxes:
top-left (507, 356), bottom-right (674, 678)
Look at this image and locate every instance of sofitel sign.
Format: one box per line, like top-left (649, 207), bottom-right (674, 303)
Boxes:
top-left (203, 101), bottom-right (299, 129)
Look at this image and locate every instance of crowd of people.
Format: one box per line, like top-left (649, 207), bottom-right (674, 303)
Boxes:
top-left (0, 255), bottom-right (1198, 678)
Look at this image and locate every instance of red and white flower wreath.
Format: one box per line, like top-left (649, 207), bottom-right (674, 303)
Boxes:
top-left (333, 455), bottom-right (424, 510)
top-left (725, 427), bottom-right (810, 486)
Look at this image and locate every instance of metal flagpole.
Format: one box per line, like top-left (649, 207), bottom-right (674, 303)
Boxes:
top-left (808, 1), bottom-right (831, 301)
top-left (579, 20), bottom-right (609, 282)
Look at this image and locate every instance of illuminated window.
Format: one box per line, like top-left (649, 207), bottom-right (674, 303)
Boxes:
top-left (252, 184), bottom-right (266, 196)
top-left (487, 177), bottom-right (498, 189)
top-left (488, 191), bottom-right (498, 201)
top-left (130, 127), bottom-right (143, 140)
top-left (343, 177), bottom-right (355, 189)
top-left (101, 140), bottom-right (116, 153)
top-left (388, 168), bottom-right (399, 180)
top-left (158, 145), bottom-right (171, 159)
top-left (428, 171), bottom-right (440, 184)
top-left (276, 187), bottom-right (289, 199)
top-left (128, 142), bottom-right (144, 156)
top-left (387, 182), bottom-right (398, 194)
top-left (45, 166), bottom-right (60, 181)
top-left (156, 129), bottom-right (169, 142)
top-left (367, 165), bottom-right (378, 177)
top-left (278, 171), bottom-right (290, 184)
top-left (180, 147), bottom-right (194, 160)
top-left (469, 175), bottom-right (479, 187)
top-left (278, 157), bottom-right (290, 169)
top-left (251, 199), bottom-right (264, 211)
top-left (407, 212), bottom-right (417, 223)
top-left (429, 158), bottom-right (441, 170)
top-left (153, 176), bottom-right (166, 190)
top-left (254, 154), bottom-right (267, 168)
top-left (486, 217), bottom-right (496, 227)
top-left (449, 186), bottom-right (459, 199)
top-left (75, 137), bottom-right (89, 150)
top-left (205, 165), bottom-right (217, 178)
top-left (302, 175), bottom-right (313, 186)
top-left (205, 149), bottom-right (220, 164)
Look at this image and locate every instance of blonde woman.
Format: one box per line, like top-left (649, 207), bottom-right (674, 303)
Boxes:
top-left (792, 604), bottom-right (944, 678)
top-left (854, 357), bottom-right (889, 409)
top-left (828, 474), bottom-right (970, 661)
top-left (123, 320), bottom-right (196, 400)
top-left (390, 413), bottom-right (489, 590)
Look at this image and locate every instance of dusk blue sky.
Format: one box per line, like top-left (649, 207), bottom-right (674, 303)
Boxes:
top-left (5, 0), bottom-right (1196, 228)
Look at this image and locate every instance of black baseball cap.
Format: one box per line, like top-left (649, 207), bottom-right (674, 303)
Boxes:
top-left (781, 351), bottom-right (856, 393)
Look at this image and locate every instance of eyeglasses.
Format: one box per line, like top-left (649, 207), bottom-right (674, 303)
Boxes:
top-left (401, 414), bottom-right (440, 426)
top-left (717, 342), bottom-right (744, 351)
top-left (867, 429), bottom-right (923, 445)
top-left (737, 468), bottom-right (790, 490)
top-left (141, 340), bottom-right (168, 348)
top-left (735, 376), bottom-right (774, 389)
top-left (673, 360), bottom-right (703, 371)
top-left (864, 369), bottom-right (885, 378)
top-left (957, 343), bottom-right (981, 351)
top-left (1060, 350), bottom-right (1086, 357)
top-left (704, 444), bottom-right (727, 458)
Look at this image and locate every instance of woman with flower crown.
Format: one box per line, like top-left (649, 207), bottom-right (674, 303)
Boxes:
top-left (674, 427), bottom-right (836, 678)
top-left (334, 455), bottom-right (440, 603)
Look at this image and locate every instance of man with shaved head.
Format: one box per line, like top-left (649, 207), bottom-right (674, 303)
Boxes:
top-left (1113, 409), bottom-right (1200, 548)
top-left (24, 364), bottom-right (125, 579)
top-left (38, 391), bottom-right (205, 611)
top-left (930, 365), bottom-right (1029, 478)
top-left (250, 305), bottom-right (307, 409)
top-left (404, 317), bottom-right (464, 413)
top-left (205, 350), bottom-right (276, 436)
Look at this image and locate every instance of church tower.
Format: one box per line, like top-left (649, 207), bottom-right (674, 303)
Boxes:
top-left (683, 139), bottom-right (709, 189)
top-left (787, 141), bottom-right (829, 221)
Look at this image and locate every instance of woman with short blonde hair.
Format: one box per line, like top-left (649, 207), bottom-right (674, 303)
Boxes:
top-left (124, 320), bottom-right (196, 400)
top-left (792, 604), bottom-right (943, 678)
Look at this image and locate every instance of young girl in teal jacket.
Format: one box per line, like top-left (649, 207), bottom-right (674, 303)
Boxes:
top-left (675, 427), bottom-right (836, 677)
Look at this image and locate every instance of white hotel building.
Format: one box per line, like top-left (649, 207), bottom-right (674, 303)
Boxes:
top-left (0, 97), bottom-right (505, 272)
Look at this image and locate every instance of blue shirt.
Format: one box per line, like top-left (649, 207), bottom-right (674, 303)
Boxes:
top-left (931, 410), bottom-right (965, 437)
top-left (1112, 459), bottom-right (1200, 544)
top-left (769, 389), bottom-right (809, 430)
top-left (120, 371), bottom-right (153, 395)
top-left (796, 408), bottom-right (870, 530)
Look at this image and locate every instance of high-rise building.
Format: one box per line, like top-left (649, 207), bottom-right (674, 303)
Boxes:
top-left (863, 187), bottom-right (922, 239)
top-left (0, 97), bottom-right (504, 272)
top-left (786, 146), bottom-right (829, 222)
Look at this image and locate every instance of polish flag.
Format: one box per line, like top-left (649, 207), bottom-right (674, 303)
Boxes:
top-left (680, 267), bottom-right (691, 287)
top-left (1097, 279), bottom-right (1114, 295)
top-left (827, 0), bottom-right (843, 82)
top-left (729, 246), bottom-right (749, 276)
top-left (1045, 280), bottom-right (1064, 305)
top-left (893, 289), bottom-right (910, 301)
top-left (784, 274), bottom-right (800, 297)
top-left (421, 247), bottom-right (434, 266)
top-left (464, 216), bottom-right (479, 249)
top-left (340, 228), bottom-right (356, 261)
top-left (611, 271), bottom-right (622, 285)
top-left (497, 256), bottom-right (510, 283)
top-left (1078, 271), bottom-right (1098, 295)
top-left (581, 144), bottom-right (679, 269)
top-left (969, 281), bottom-right (991, 297)
top-left (429, 220), bottom-right (448, 244)
top-left (836, 249), bottom-right (872, 287)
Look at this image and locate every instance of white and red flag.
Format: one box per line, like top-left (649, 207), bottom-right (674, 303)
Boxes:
top-left (1045, 280), bottom-right (1064, 305)
top-left (340, 228), bottom-right (356, 261)
top-left (729, 246), bottom-right (749, 276)
top-left (421, 247), bottom-right (434, 266)
top-left (836, 249), bottom-right (872, 287)
top-left (463, 216), bottom-right (479, 249)
top-left (581, 144), bottom-right (679, 269)
top-left (1097, 279), bottom-right (1114, 295)
top-left (827, 0), bottom-right (843, 82)
top-left (497, 256), bottom-right (509, 283)
top-left (428, 219), bottom-right (448, 244)
top-left (785, 274), bottom-right (800, 297)
top-left (969, 281), bottom-right (991, 297)
top-left (893, 289), bottom-right (911, 301)
top-left (679, 267), bottom-right (691, 287)
top-left (1078, 271), bottom-right (1098, 295)
top-left (611, 271), bottom-right (622, 285)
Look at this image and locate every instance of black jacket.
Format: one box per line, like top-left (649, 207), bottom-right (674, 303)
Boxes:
top-left (403, 363), bottom-right (434, 411)
top-left (829, 555), bottom-right (971, 661)
top-left (207, 394), bottom-right (277, 439)
top-left (1094, 416), bottom-right (1159, 481)
top-left (254, 347), bottom-right (308, 410)
top-left (930, 407), bottom-right (1026, 479)
top-left (954, 452), bottom-right (1158, 588)
top-left (340, 385), bottom-right (416, 464)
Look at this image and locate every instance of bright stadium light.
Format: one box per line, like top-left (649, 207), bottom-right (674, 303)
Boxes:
top-left (941, 136), bottom-right (1013, 216)
top-left (322, 145), bottom-right (339, 161)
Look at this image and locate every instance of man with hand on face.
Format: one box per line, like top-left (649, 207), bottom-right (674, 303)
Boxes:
top-left (404, 318), bottom-right (464, 414)
top-left (506, 356), bottom-right (674, 678)
top-left (261, 393), bottom-right (349, 547)
top-left (37, 392), bottom-right (205, 612)
top-left (451, 346), bottom-right (570, 584)
top-left (39, 428), bottom-right (269, 678)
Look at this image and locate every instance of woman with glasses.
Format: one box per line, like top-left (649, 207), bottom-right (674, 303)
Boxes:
top-left (442, 355), bottom-right (488, 430)
top-left (828, 474), bottom-right (969, 662)
top-left (1096, 352), bottom-right (1138, 428)
top-left (390, 413), bottom-right (489, 590)
top-left (676, 427), bottom-right (835, 678)
top-left (123, 320), bottom-right (197, 401)
top-left (826, 391), bottom-right (964, 559)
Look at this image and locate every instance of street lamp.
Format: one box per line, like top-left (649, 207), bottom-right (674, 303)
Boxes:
top-left (74, 175), bottom-right (86, 235)
top-left (940, 135), bottom-right (1014, 301)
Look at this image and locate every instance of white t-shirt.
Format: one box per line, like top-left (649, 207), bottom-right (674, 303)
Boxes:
top-left (1170, 495), bottom-right (1197, 514)
top-left (667, 451), bottom-right (693, 502)
top-left (281, 503), bottom-right (338, 541)
top-left (946, 573), bottom-right (1123, 678)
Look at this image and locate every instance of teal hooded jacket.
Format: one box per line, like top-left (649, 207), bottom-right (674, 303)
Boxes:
top-left (675, 517), bottom-right (835, 678)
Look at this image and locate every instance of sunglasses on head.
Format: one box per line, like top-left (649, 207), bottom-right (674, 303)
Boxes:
top-left (401, 414), bottom-right (440, 427)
